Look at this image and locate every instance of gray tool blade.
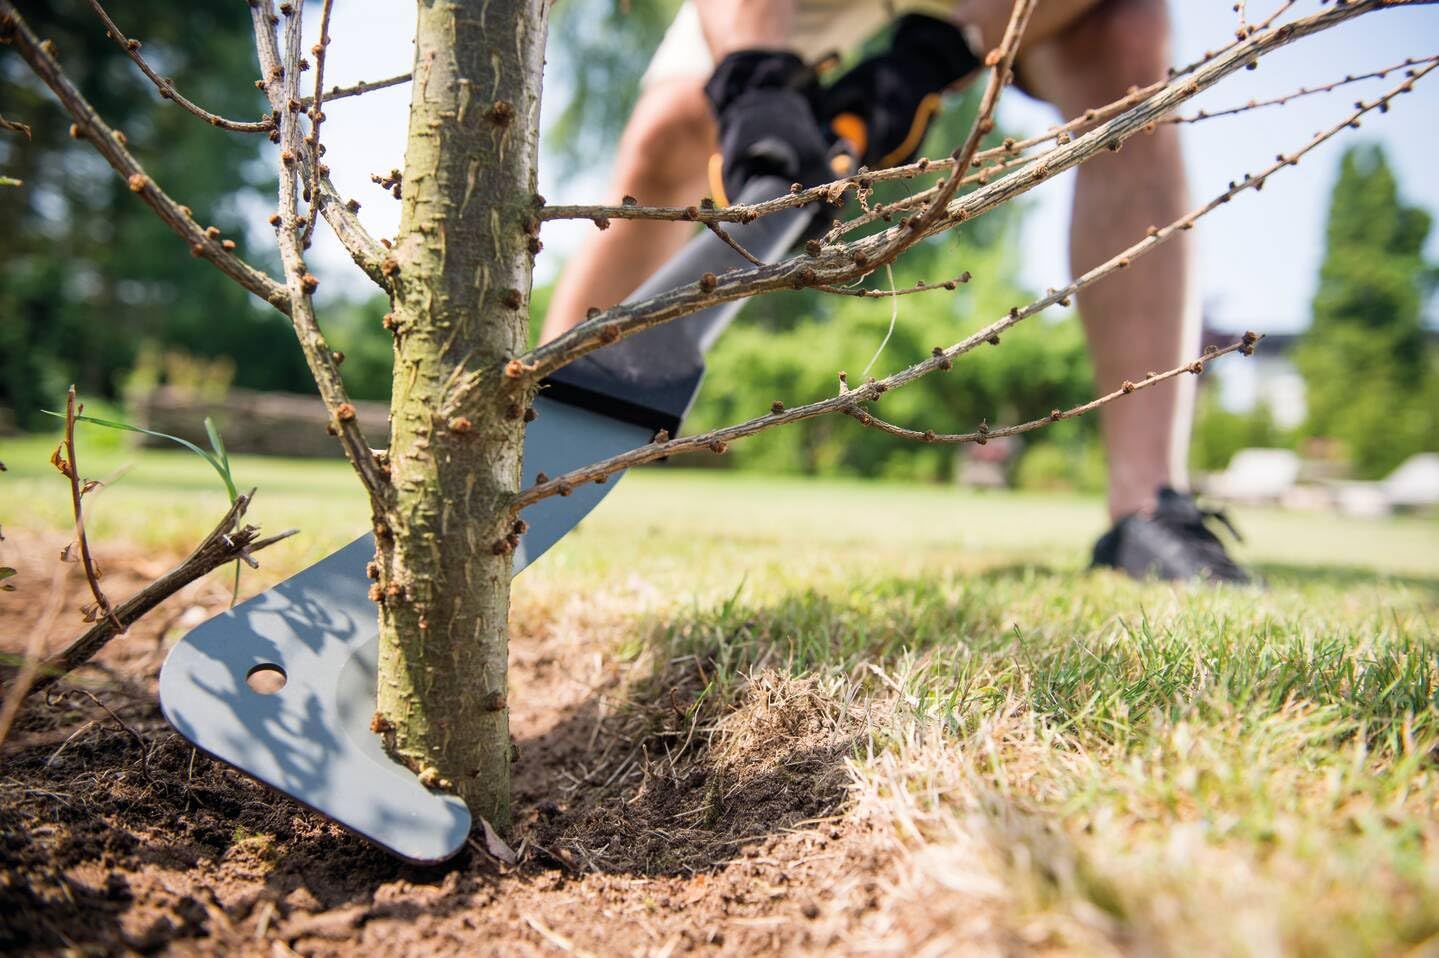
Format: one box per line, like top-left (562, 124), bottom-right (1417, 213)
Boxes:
top-left (159, 396), bottom-right (651, 862)
top-left (159, 175), bottom-right (817, 862)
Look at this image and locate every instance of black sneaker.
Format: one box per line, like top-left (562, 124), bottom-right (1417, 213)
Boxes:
top-left (1092, 487), bottom-right (1251, 584)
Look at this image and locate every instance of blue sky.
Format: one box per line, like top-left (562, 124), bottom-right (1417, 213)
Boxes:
top-left (302, 2), bottom-right (1439, 337)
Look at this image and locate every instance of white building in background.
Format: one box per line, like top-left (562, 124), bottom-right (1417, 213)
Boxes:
top-left (1204, 323), bottom-right (1439, 429)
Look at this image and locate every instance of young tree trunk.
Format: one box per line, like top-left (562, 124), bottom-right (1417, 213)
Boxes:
top-left (373, 0), bottom-right (548, 826)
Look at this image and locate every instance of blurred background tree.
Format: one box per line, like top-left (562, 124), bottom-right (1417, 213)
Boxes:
top-left (1296, 142), bottom-right (1438, 478)
top-left (0, 0), bottom-right (329, 427)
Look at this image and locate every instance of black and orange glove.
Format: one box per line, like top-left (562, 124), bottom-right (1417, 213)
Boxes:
top-left (704, 50), bottom-right (832, 206)
top-left (821, 13), bottom-right (979, 170)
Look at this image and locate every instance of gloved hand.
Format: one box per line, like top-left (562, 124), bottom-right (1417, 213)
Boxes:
top-left (704, 50), bottom-right (832, 205)
top-left (821, 13), bottom-right (979, 170)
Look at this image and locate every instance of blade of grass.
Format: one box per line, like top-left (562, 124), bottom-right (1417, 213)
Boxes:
top-left (41, 411), bottom-right (238, 502)
top-left (203, 416), bottom-right (244, 606)
top-left (43, 407), bottom-right (248, 607)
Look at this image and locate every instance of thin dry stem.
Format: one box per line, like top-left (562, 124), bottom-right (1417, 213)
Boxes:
top-left (705, 221), bottom-right (765, 266)
top-left (512, 57), bottom-right (1431, 510)
top-left (248, 1), bottom-right (390, 290)
top-left (301, 71), bottom-right (411, 107)
top-left (846, 338), bottom-right (1257, 444)
top-left (250, 0), bottom-right (387, 502)
top-left (869, 0), bottom-right (1036, 266)
top-left (302, 0), bottom-right (336, 247)
top-left (84, 0), bottom-right (273, 133)
top-left (18, 492), bottom-right (296, 700)
top-left (57, 387), bottom-right (121, 633)
top-left (1169, 55), bottom-right (1439, 124)
top-left (817, 273), bottom-right (971, 299)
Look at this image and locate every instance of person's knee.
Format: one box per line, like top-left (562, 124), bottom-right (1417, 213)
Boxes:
top-left (614, 80), bottom-right (715, 197)
top-left (1022, 0), bottom-right (1172, 115)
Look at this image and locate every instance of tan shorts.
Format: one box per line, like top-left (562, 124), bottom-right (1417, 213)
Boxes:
top-left (641, 0), bottom-right (955, 87)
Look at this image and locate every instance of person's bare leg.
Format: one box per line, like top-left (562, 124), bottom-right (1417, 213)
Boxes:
top-left (1016, 0), bottom-right (1194, 520)
top-left (540, 77), bottom-right (717, 342)
top-left (949, 0), bottom-right (1103, 62)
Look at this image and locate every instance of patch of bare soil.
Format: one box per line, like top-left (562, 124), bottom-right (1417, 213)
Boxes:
top-left (1, 547), bottom-right (913, 956)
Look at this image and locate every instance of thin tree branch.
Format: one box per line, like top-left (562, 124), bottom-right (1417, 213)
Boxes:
top-left (532, 86), bottom-right (1149, 228)
top-left (846, 337), bottom-right (1258, 444)
top-left (843, 54), bottom-right (1439, 238)
top-left (512, 59), bottom-right (1431, 510)
top-left (705, 221), bottom-right (765, 266)
top-left (868, 0), bottom-right (1037, 267)
top-left (250, 0), bottom-right (388, 503)
top-left (1176, 0), bottom-right (1296, 80)
top-left (84, 0), bottom-right (273, 133)
top-left (914, 0), bottom-right (1412, 240)
top-left (1168, 55), bottom-right (1439, 124)
top-left (318, 176), bottom-right (392, 288)
top-left (514, 0), bottom-right (1409, 386)
top-left (817, 272), bottom-right (971, 298)
top-left (18, 492), bottom-right (297, 700)
top-left (535, 2), bottom-right (1424, 238)
top-left (301, 71), bottom-right (412, 107)
top-left (830, 151), bottom-right (1033, 239)
top-left (52, 387), bottom-right (121, 633)
top-left (248, 0), bottom-right (391, 291)
top-left (0, 2), bottom-right (290, 312)
top-left (1, 110), bottom-right (31, 138)
top-left (302, 0), bottom-right (336, 247)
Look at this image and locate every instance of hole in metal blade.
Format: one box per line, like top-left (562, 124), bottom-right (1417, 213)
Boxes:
top-left (245, 663), bottom-right (287, 695)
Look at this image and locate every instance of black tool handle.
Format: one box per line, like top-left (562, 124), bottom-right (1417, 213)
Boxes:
top-left (542, 176), bottom-right (816, 437)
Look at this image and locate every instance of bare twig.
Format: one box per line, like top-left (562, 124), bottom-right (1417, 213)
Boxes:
top-left (846, 337), bottom-right (1258, 444)
top-left (705, 221), bottom-right (765, 266)
top-left (54, 387), bottom-right (121, 633)
top-left (84, 0), bottom-right (273, 133)
top-left (246, 1), bottom-right (390, 289)
top-left (515, 0), bottom-right (1408, 385)
top-left (18, 491), bottom-right (296, 700)
top-left (832, 151), bottom-right (1033, 239)
top-left (1168, 55), bottom-right (1439, 124)
top-left (249, 0), bottom-right (388, 503)
top-left (870, 0), bottom-right (1037, 267)
top-left (302, 0), bottom-right (336, 247)
top-left (512, 58), bottom-right (1431, 509)
top-left (816, 272), bottom-right (971, 299)
top-left (301, 71), bottom-right (411, 107)
top-left (0, 111), bottom-right (31, 138)
top-left (0, 2), bottom-right (290, 312)
top-left (1170, 0), bottom-right (1296, 78)
top-left (536, 4), bottom-right (1425, 240)
top-left (532, 95), bottom-right (1134, 229)
top-left (57, 688), bottom-right (152, 778)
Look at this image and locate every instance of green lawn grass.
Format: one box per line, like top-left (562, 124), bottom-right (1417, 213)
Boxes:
top-left (4, 433), bottom-right (1438, 952)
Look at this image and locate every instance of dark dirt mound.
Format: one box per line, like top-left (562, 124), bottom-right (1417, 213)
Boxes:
top-left (1, 552), bottom-right (899, 955)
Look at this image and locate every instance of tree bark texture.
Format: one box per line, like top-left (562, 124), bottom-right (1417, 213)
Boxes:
top-left (374, 0), bottom-right (548, 826)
